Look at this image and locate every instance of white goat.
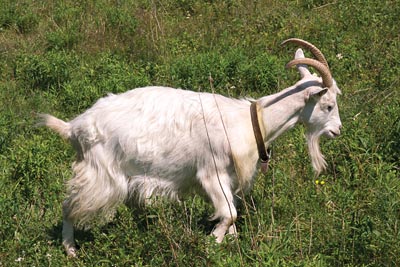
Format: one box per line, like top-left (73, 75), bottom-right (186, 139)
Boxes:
top-left (39, 39), bottom-right (342, 257)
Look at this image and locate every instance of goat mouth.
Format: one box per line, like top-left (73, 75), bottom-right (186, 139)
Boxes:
top-left (328, 130), bottom-right (340, 138)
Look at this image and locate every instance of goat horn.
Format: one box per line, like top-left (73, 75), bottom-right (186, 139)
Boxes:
top-left (281, 38), bottom-right (329, 69)
top-left (286, 58), bottom-right (333, 88)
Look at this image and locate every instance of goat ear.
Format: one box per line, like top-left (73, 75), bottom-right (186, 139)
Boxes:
top-left (295, 49), bottom-right (312, 78)
top-left (307, 87), bottom-right (328, 100)
top-left (295, 48), bottom-right (305, 59)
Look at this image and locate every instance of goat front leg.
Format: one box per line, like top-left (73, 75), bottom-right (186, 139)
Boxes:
top-left (199, 172), bottom-right (238, 243)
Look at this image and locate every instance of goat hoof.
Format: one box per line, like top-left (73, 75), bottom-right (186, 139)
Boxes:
top-left (227, 224), bottom-right (238, 237)
top-left (66, 247), bottom-right (77, 258)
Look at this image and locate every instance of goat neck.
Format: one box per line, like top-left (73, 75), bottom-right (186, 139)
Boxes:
top-left (256, 82), bottom-right (311, 145)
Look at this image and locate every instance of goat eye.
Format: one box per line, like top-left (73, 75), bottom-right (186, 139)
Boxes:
top-left (327, 105), bottom-right (333, 112)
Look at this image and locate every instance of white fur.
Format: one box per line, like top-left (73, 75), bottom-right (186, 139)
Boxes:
top-left (38, 48), bottom-right (341, 256)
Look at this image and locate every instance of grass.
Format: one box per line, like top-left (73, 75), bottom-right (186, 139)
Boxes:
top-left (1, 0), bottom-right (399, 266)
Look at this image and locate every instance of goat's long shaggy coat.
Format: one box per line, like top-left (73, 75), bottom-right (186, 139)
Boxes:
top-left (39, 39), bottom-right (342, 257)
top-left (42, 87), bottom-right (257, 225)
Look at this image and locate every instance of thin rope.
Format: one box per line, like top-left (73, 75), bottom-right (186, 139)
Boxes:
top-left (208, 75), bottom-right (239, 230)
top-left (197, 91), bottom-right (234, 221)
top-left (208, 74), bottom-right (254, 264)
top-left (198, 85), bottom-right (244, 266)
top-left (208, 73), bottom-right (255, 216)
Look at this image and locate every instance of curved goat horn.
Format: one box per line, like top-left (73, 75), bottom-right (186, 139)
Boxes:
top-left (286, 58), bottom-right (333, 88)
top-left (282, 38), bottom-right (329, 69)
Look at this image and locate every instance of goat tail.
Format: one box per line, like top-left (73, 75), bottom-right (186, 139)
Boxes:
top-left (37, 113), bottom-right (72, 139)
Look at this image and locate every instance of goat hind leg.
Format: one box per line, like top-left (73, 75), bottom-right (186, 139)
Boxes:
top-left (62, 201), bottom-right (77, 257)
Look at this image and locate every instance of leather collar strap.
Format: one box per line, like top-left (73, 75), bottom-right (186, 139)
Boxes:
top-left (250, 102), bottom-right (270, 170)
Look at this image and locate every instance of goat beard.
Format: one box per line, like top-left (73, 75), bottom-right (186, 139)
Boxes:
top-left (306, 131), bottom-right (327, 176)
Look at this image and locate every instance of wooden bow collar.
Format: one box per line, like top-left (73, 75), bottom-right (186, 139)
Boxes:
top-left (250, 102), bottom-right (271, 173)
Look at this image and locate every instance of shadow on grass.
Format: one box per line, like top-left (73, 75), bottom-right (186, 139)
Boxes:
top-left (45, 204), bottom-right (220, 257)
top-left (47, 222), bottom-right (95, 253)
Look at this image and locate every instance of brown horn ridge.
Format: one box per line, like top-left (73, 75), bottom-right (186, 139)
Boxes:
top-left (281, 38), bottom-right (330, 69)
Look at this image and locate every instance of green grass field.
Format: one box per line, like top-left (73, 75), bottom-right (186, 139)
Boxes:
top-left (1, 0), bottom-right (399, 266)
